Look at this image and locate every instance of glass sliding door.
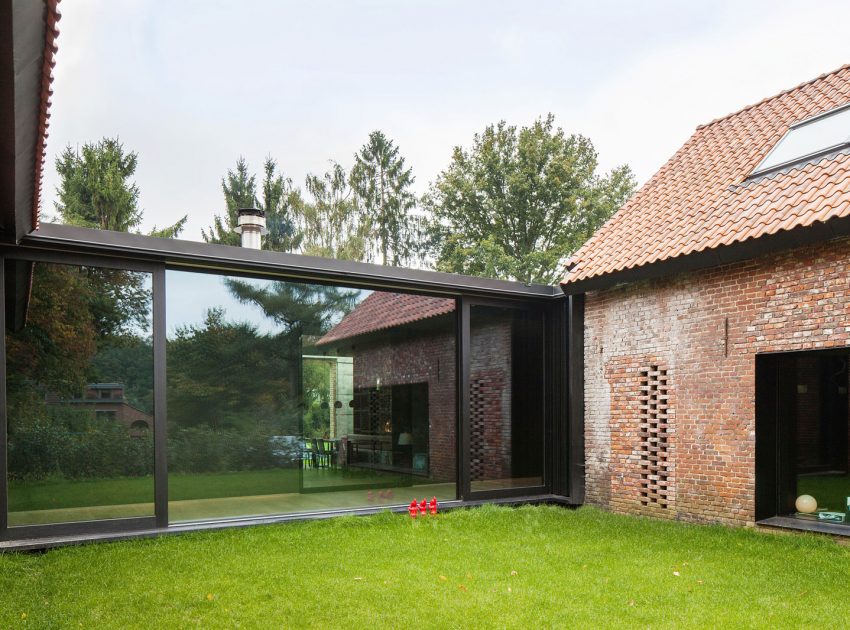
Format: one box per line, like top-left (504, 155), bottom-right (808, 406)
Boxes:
top-left (466, 302), bottom-right (545, 495)
top-left (165, 269), bottom-right (457, 523)
top-left (4, 259), bottom-right (155, 527)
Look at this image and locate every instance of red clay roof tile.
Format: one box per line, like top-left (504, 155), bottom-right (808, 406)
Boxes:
top-left (562, 64), bottom-right (850, 286)
top-left (316, 291), bottom-right (455, 345)
top-left (33, 0), bottom-right (62, 230)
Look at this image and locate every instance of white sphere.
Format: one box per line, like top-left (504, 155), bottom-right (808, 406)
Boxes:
top-left (795, 494), bottom-right (817, 514)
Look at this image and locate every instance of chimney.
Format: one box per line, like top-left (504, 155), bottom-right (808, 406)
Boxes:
top-left (234, 208), bottom-right (267, 249)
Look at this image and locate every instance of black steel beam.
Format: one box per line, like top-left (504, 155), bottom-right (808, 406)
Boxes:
top-left (1, 517), bottom-right (157, 542)
top-left (153, 265), bottom-right (168, 527)
top-left (457, 298), bottom-right (470, 500)
top-left (21, 224), bottom-right (561, 300)
top-left (567, 294), bottom-right (585, 504)
top-left (0, 256), bottom-right (6, 531)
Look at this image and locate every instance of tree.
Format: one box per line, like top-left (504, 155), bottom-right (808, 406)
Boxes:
top-left (349, 131), bottom-right (422, 266)
top-left (54, 137), bottom-right (187, 237)
top-left (166, 307), bottom-right (291, 431)
top-left (424, 114), bottom-right (637, 285)
top-left (300, 162), bottom-right (368, 261)
top-left (202, 156), bottom-right (301, 252)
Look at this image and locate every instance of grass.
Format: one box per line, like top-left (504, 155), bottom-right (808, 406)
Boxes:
top-left (2, 505), bottom-right (849, 628)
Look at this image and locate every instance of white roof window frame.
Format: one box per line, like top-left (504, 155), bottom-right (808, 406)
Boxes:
top-left (751, 102), bottom-right (850, 177)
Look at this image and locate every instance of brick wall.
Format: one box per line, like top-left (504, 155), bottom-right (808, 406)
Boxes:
top-left (584, 235), bottom-right (850, 526)
top-left (346, 318), bottom-right (514, 484)
top-left (351, 330), bottom-right (458, 482)
top-left (469, 320), bottom-right (512, 482)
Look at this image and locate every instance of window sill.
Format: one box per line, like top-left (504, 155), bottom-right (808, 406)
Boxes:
top-left (757, 515), bottom-right (850, 537)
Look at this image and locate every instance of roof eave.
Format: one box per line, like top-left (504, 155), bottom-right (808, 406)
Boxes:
top-left (560, 213), bottom-right (850, 295)
top-left (0, 0), bottom-right (58, 245)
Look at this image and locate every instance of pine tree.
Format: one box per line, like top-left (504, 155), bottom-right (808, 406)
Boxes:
top-left (54, 137), bottom-right (187, 237)
top-left (349, 131), bottom-right (421, 266)
top-left (203, 156), bottom-right (301, 252)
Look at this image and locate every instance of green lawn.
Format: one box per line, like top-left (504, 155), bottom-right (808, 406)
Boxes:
top-left (2, 505), bottom-right (849, 628)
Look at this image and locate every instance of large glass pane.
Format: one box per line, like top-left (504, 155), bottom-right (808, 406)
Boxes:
top-left (5, 261), bottom-right (154, 526)
top-left (166, 270), bottom-right (456, 523)
top-left (789, 353), bottom-right (850, 525)
top-left (469, 304), bottom-right (544, 492)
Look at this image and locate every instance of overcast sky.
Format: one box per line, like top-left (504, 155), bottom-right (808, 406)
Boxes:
top-left (43, 0), bottom-right (850, 241)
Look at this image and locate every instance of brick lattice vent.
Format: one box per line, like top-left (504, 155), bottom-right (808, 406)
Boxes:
top-left (469, 379), bottom-right (486, 481)
top-left (639, 365), bottom-right (670, 507)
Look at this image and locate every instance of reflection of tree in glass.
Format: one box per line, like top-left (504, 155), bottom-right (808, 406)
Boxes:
top-left (7, 263), bottom-right (97, 400)
top-left (224, 279), bottom-right (358, 337)
top-left (302, 359), bottom-right (331, 439)
top-left (5, 262), bottom-right (155, 482)
top-left (167, 307), bottom-right (292, 432)
top-left (166, 279), bottom-right (358, 442)
top-left (83, 267), bottom-right (151, 338)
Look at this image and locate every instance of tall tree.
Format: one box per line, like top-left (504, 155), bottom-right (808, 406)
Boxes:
top-left (300, 161), bottom-right (368, 261)
top-left (54, 137), bottom-right (187, 237)
top-left (202, 156), bottom-right (301, 252)
top-left (424, 114), bottom-right (636, 285)
top-left (349, 131), bottom-right (421, 266)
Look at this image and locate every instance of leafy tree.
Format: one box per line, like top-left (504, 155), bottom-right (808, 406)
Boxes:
top-left (6, 263), bottom-right (97, 399)
top-left (54, 137), bottom-right (187, 237)
top-left (166, 308), bottom-right (291, 431)
top-left (202, 156), bottom-right (301, 252)
top-left (349, 131), bottom-right (422, 266)
top-left (300, 162), bottom-right (368, 261)
top-left (424, 114), bottom-right (636, 284)
top-left (225, 278), bottom-right (358, 337)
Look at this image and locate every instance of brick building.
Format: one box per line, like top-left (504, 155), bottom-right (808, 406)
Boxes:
top-left (46, 383), bottom-right (153, 434)
top-left (316, 290), bottom-right (519, 484)
top-left (561, 66), bottom-right (850, 529)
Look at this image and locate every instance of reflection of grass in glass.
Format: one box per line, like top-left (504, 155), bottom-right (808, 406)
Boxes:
top-left (9, 475), bottom-right (155, 512)
top-left (9, 468), bottom-right (416, 513)
top-left (797, 474), bottom-right (850, 512)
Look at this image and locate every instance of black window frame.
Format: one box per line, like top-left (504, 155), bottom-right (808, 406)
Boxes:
top-left (0, 249), bottom-right (165, 540)
top-left (0, 224), bottom-right (578, 547)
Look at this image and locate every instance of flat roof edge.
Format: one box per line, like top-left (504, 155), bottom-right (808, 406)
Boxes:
top-left (16, 223), bottom-right (561, 299)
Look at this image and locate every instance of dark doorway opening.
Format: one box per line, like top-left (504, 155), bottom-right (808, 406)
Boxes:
top-left (756, 349), bottom-right (850, 525)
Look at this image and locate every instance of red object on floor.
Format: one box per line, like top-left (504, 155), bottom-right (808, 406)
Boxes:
top-left (429, 497), bottom-right (438, 515)
top-left (419, 498), bottom-right (427, 515)
top-left (408, 500), bottom-right (418, 518)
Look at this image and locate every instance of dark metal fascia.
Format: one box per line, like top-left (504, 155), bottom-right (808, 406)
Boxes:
top-left (19, 224), bottom-right (563, 301)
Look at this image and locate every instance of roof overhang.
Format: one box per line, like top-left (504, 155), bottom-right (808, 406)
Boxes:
top-left (18, 223), bottom-right (563, 301)
top-left (560, 213), bottom-right (850, 295)
top-left (0, 0), bottom-right (58, 244)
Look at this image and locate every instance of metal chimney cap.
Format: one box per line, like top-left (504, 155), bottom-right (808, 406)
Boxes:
top-left (235, 207), bottom-right (267, 238)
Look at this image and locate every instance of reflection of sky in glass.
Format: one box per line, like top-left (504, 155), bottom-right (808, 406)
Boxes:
top-left (165, 270), bottom-right (369, 338)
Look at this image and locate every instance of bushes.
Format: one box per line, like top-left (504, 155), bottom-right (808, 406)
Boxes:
top-left (8, 416), bottom-right (296, 481)
top-left (167, 425), bottom-right (293, 474)
top-left (8, 419), bottom-right (154, 481)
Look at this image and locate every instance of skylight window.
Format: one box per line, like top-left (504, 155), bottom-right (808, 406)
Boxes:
top-left (752, 103), bottom-right (850, 176)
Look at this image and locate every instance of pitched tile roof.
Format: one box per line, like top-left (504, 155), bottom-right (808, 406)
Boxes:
top-left (316, 291), bottom-right (455, 345)
top-left (561, 64), bottom-right (850, 288)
